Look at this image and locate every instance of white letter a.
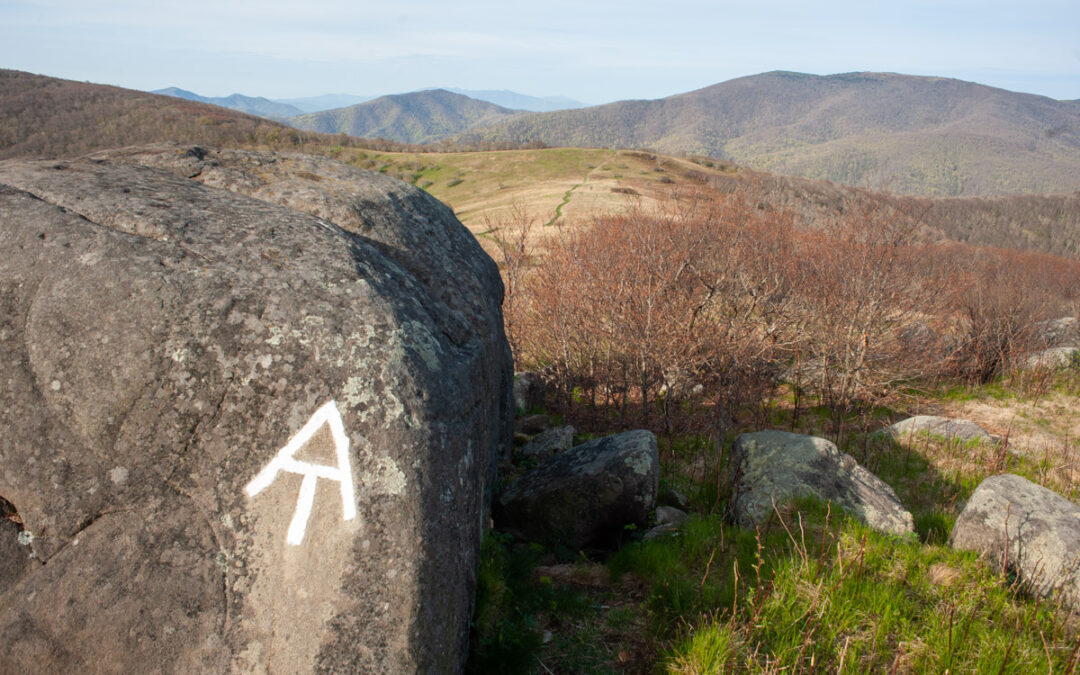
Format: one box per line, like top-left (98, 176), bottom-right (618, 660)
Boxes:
top-left (246, 400), bottom-right (357, 545)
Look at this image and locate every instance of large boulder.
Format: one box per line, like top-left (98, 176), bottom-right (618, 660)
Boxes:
top-left (876, 415), bottom-right (995, 445)
top-left (497, 430), bottom-right (659, 548)
top-left (731, 431), bottom-right (913, 536)
top-left (951, 474), bottom-right (1080, 608)
top-left (0, 148), bottom-right (513, 672)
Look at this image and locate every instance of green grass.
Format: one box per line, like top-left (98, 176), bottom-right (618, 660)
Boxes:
top-left (469, 376), bottom-right (1080, 672)
top-left (469, 534), bottom-right (595, 674)
top-left (611, 501), bottom-right (1078, 672)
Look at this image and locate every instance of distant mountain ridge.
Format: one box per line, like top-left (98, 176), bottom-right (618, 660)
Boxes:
top-left (273, 93), bottom-right (375, 113)
top-left (443, 89), bottom-right (586, 112)
top-left (151, 87), bottom-right (303, 118)
top-left (455, 71), bottom-right (1080, 196)
top-left (285, 89), bottom-right (523, 144)
top-left (151, 87), bottom-right (584, 115)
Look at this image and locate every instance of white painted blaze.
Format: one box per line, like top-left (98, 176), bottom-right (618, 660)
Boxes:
top-left (246, 400), bottom-right (357, 545)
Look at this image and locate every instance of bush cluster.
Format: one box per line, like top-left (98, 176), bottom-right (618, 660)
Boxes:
top-left (498, 185), bottom-right (1080, 436)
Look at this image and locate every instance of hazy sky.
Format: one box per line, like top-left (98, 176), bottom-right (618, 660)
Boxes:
top-left (2, 0), bottom-right (1077, 103)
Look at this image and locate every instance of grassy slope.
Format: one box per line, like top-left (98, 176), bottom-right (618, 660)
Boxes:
top-left (327, 146), bottom-right (737, 242)
top-left (455, 71), bottom-right (1080, 196)
top-left (319, 144), bottom-right (1080, 258)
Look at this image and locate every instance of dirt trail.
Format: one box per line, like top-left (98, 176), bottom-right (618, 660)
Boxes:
top-left (545, 150), bottom-right (616, 226)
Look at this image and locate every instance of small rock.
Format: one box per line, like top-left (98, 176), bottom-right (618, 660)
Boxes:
top-left (876, 415), bottom-right (995, 444)
top-left (655, 506), bottom-right (687, 527)
top-left (643, 523), bottom-right (682, 540)
top-left (520, 425), bottom-right (575, 461)
top-left (515, 414), bottom-right (551, 435)
top-left (497, 430), bottom-right (659, 549)
top-left (513, 371), bottom-right (544, 411)
top-left (731, 430), bottom-right (913, 536)
top-left (1035, 317), bottom-right (1079, 347)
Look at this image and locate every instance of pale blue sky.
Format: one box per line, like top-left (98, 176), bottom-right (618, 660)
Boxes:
top-left (2, 0), bottom-right (1077, 103)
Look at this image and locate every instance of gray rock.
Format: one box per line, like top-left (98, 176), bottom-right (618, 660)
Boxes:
top-left (1024, 346), bottom-right (1080, 370)
top-left (497, 430), bottom-right (659, 548)
top-left (0, 149), bottom-right (512, 673)
top-left (642, 522), bottom-right (681, 540)
top-left (642, 506), bottom-right (688, 541)
top-left (655, 506), bottom-right (687, 527)
top-left (731, 431), bottom-right (913, 536)
top-left (1035, 317), bottom-right (1079, 347)
top-left (515, 413), bottom-right (551, 435)
top-left (951, 474), bottom-right (1080, 608)
top-left (513, 371), bottom-right (543, 411)
top-left (877, 415), bottom-right (995, 444)
top-left (520, 425), bottom-right (575, 461)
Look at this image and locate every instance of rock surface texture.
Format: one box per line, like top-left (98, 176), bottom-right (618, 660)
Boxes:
top-left (877, 415), bottom-right (995, 444)
top-left (951, 474), bottom-right (1080, 608)
top-left (0, 146), bottom-right (513, 673)
top-left (731, 431), bottom-right (914, 536)
top-left (498, 430), bottom-right (659, 548)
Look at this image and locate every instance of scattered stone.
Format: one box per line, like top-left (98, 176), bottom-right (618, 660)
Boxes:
top-left (655, 506), bottom-right (687, 528)
top-left (513, 371), bottom-right (544, 411)
top-left (642, 523), bottom-right (682, 540)
top-left (1035, 317), bottom-right (1079, 347)
top-left (520, 425), bottom-right (576, 461)
top-left (0, 148), bottom-right (512, 673)
top-left (731, 430), bottom-right (913, 536)
top-left (658, 367), bottom-right (704, 397)
top-left (497, 430), bottom-right (659, 549)
top-left (1024, 346), bottom-right (1080, 370)
top-left (515, 413), bottom-right (552, 435)
top-left (657, 487), bottom-right (689, 510)
top-left (950, 474), bottom-right (1080, 608)
top-left (643, 506), bottom-right (689, 541)
top-left (876, 415), bottom-right (996, 445)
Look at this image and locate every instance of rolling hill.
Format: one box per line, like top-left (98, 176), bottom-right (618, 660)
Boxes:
top-left (454, 71), bottom-right (1080, 196)
top-left (151, 87), bottom-right (303, 118)
top-left (286, 89), bottom-right (524, 144)
top-left (0, 69), bottom-right (307, 160)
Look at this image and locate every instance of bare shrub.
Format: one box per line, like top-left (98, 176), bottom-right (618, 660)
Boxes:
top-left (508, 189), bottom-right (795, 433)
